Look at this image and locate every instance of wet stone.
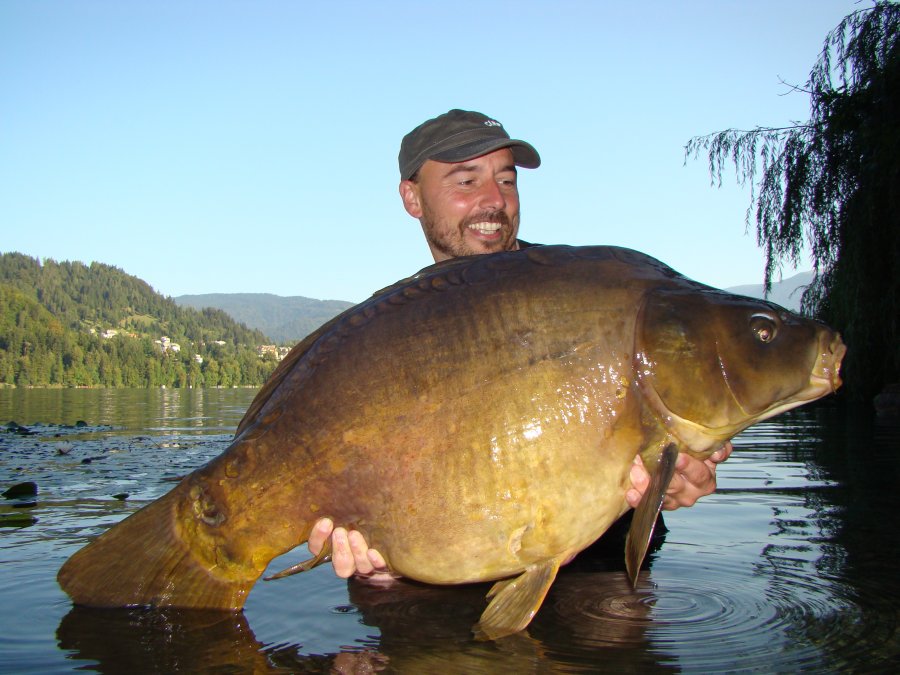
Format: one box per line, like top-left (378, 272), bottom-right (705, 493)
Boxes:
top-left (3, 481), bottom-right (38, 499)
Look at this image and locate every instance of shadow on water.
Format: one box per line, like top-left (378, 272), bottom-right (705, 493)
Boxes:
top-left (55, 568), bottom-right (676, 674)
top-left (57, 608), bottom-right (277, 674)
top-left (1, 389), bottom-right (898, 672)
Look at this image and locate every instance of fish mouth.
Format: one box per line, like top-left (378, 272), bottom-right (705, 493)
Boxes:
top-left (810, 332), bottom-right (846, 394)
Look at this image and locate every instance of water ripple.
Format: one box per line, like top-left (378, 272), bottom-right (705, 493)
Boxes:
top-left (534, 555), bottom-right (898, 673)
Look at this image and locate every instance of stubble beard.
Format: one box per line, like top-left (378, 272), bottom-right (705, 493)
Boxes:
top-left (421, 206), bottom-right (518, 259)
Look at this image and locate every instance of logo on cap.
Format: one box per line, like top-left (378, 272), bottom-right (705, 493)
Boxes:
top-left (484, 120), bottom-right (502, 127)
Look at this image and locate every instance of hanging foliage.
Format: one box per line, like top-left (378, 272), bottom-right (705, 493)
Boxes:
top-left (685, 2), bottom-right (899, 403)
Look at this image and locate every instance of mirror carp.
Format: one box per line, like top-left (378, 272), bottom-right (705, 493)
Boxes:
top-left (58, 245), bottom-right (845, 640)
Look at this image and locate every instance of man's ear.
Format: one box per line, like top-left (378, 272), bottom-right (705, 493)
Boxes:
top-left (399, 180), bottom-right (423, 218)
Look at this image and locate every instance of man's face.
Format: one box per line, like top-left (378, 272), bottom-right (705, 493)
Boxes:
top-left (399, 148), bottom-right (521, 262)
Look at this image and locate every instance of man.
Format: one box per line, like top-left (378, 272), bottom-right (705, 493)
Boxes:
top-left (310, 109), bottom-right (732, 578)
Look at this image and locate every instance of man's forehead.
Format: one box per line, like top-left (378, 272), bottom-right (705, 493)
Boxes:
top-left (424, 148), bottom-right (517, 177)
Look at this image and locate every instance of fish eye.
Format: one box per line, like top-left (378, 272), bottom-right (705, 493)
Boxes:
top-left (750, 314), bottom-right (778, 343)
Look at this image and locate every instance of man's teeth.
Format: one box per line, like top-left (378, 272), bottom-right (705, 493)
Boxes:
top-left (468, 222), bottom-right (501, 234)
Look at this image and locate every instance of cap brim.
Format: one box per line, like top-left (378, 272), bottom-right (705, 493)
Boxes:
top-left (430, 138), bottom-right (541, 171)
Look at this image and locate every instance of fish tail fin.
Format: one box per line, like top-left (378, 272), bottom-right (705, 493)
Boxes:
top-left (625, 442), bottom-right (679, 586)
top-left (57, 487), bottom-right (257, 610)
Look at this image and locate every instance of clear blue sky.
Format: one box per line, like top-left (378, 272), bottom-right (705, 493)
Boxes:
top-left (1, 1), bottom-right (861, 303)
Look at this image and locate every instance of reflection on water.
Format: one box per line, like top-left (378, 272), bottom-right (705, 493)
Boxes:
top-left (0, 387), bottom-right (253, 437)
top-left (0, 389), bottom-right (897, 673)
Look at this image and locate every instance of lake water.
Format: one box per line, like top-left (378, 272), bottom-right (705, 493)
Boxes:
top-left (0, 388), bottom-right (897, 673)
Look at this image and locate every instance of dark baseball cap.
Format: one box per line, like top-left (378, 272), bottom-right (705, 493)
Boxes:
top-left (398, 109), bottom-right (541, 180)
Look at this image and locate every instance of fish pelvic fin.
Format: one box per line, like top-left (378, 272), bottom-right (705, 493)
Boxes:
top-left (57, 488), bottom-right (256, 611)
top-left (625, 442), bottom-right (679, 587)
top-left (473, 557), bottom-right (563, 641)
top-left (264, 537), bottom-right (333, 581)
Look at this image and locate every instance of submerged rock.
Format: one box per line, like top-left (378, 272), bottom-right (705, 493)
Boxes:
top-left (3, 481), bottom-right (38, 499)
top-left (4, 422), bottom-right (36, 436)
top-left (0, 513), bottom-right (38, 528)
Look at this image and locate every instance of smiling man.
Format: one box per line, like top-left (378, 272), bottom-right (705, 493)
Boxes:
top-left (309, 109), bottom-right (731, 578)
top-left (397, 109), bottom-right (538, 260)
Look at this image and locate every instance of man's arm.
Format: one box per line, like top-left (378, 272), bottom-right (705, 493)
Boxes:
top-left (308, 444), bottom-right (733, 579)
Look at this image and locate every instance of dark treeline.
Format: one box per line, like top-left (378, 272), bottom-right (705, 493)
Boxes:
top-left (0, 252), bottom-right (278, 388)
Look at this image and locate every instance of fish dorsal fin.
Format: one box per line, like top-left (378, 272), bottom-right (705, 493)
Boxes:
top-left (473, 557), bottom-right (563, 640)
top-left (625, 442), bottom-right (679, 586)
top-left (234, 314), bottom-right (343, 437)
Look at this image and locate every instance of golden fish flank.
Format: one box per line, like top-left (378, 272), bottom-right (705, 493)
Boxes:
top-left (57, 245), bottom-right (845, 641)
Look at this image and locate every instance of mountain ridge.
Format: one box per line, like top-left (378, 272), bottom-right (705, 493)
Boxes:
top-left (725, 270), bottom-right (814, 312)
top-left (174, 293), bottom-right (354, 344)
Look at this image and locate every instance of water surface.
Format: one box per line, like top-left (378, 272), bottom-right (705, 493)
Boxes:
top-left (0, 388), bottom-right (897, 673)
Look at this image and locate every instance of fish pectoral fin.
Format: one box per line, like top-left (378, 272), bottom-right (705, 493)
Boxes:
top-left (473, 557), bottom-right (562, 641)
top-left (263, 538), bottom-right (333, 581)
top-left (625, 442), bottom-right (679, 587)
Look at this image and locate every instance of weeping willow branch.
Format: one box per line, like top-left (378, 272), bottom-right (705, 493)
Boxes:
top-left (684, 1), bottom-right (900, 402)
top-left (684, 124), bottom-right (821, 292)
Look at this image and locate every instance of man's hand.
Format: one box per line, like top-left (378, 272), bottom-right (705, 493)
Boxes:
top-left (625, 443), bottom-right (733, 511)
top-left (307, 518), bottom-right (394, 581)
top-left (311, 443), bottom-right (733, 578)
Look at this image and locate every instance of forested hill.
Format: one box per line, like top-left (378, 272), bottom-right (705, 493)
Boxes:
top-left (0, 252), bottom-right (278, 388)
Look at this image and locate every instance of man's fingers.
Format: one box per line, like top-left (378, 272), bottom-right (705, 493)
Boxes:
top-left (627, 455), bottom-right (649, 508)
top-left (662, 455), bottom-right (716, 510)
top-left (629, 455), bottom-right (649, 489)
top-left (348, 533), bottom-right (397, 582)
top-left (630, 445), bottom-right (732, 512)
top-left (711, 441), bottom-right (734, 464)
top-left (661, 468), bottom-right (692, 510)
top-left (308, 517), bottom-right (334, 556)
top-left (625, 487), bottom-right (642, 509)
top-left (348, 530), bottom-right (375, 575)
top-left (309, 520), bottom-right (395, 580)
top-left (675, 454), bottom-right (716, 494)
top-left (330, 527), bottom-right (356, 578)
top-left (367, 548), bottom-right (388, 570)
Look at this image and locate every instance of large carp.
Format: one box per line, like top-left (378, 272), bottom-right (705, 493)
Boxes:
top-left (58, 245), bottom-right (845, 640)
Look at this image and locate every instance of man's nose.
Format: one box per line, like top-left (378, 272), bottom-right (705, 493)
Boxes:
top-left (477, 180), bottom-right (506, 210)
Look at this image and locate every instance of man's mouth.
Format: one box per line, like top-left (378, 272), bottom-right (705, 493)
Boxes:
top-left (467, 222), bottom-right (502, 236)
